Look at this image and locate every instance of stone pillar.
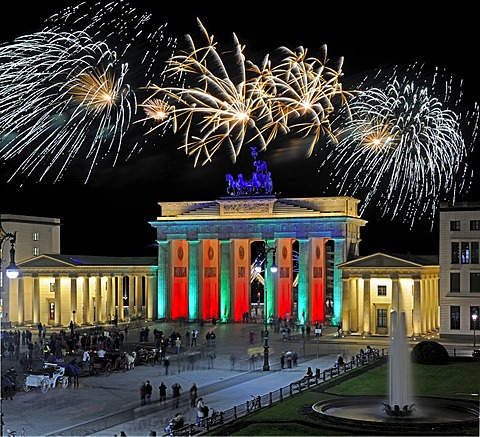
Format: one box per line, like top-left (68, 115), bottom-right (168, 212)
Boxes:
top-left (188, 241), bottom-right (199, 321)
top-left (412, 275), bottom-right (422, 337)
top-left (147, 275), bottom-right (156, 320)
top-left (117, 276), bottom-right (124, 322)
top-left (157, 242), bottom-right (169, 319)
top-left (341, 275), bottom-right (350, 334)
top-left (128, 275), bottom-right (135, 318)
top-left (135, 276), bottom-right (143, 317)
top-left (362, 274), bottom-right (371, 335)
top-left (106, 276), bottom-right (113, 321)
top-left (297, 238), bottom-right (310, 324)
top-left (95, 276), bottom-right (102, 323)
top-left (54, 276), bottom-right (61, 326)
top-left (33, 275), bottom-right (40, 324)
top-left (70, 277), bottom-right (78, 325)
top-left (219, 239), bottom-right (232, 322)
top-left (83, 276), bottom-right (90, 324)
top-left (391, 274), bottom-right (400, 313)
top-left (17, 276), bottom-right (25, 325)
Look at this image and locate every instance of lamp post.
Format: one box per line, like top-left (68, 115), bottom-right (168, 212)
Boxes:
top-left (254, 243), bottom-right (277, 371)
top-left (0, 222), bottom-right (19, 437)
top-left (472, 309), bottom-right (478, 348)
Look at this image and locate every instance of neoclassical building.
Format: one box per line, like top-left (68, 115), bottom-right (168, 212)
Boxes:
top-left (149, 195), bottom-right (366, 325)
top-left (338, 253), bottom-right (439, 337)
top-left (15, 254), bottom-right (157, 327)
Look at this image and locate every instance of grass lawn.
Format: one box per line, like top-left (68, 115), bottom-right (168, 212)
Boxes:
top-left (206, 359), bottom-right (480, 436)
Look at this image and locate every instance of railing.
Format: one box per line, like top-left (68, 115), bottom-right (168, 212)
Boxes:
top-left (168, 348), bottom-right (388, 436)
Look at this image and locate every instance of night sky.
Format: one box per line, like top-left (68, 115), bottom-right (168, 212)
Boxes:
top-left (0, 2), bottom-right (477, 257)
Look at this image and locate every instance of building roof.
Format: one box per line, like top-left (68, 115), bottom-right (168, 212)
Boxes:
top-left (18, 254), bottom-right (157, 268)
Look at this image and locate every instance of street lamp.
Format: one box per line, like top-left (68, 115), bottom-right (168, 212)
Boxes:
top-left (254, 243), bottom-right (277, 371)
top-left (472, 309), bottom-right (478, 348)
top-left (0, 222), bottom-right (19, 437)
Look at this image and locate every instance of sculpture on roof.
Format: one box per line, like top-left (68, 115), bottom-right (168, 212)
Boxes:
top-left (226, 147), bottom-right (273, 196)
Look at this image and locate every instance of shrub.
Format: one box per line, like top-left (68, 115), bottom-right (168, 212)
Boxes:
top-left (411, 340), bottom-right (449, 364)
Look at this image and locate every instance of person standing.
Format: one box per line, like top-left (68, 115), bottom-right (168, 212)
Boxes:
top-left (159, 381), bottom-right (167, 403)
top-left (189, 383), bottom-right (198, 407)
top-left (145, 380), bottom-right (153, 404)
top-left (171, 382), bottom-right (182, 409)
top-left (175, 337), bottom-right (181, 354)
top-left (196, 397), bottom-right (206, 426)
top-left (164, 356), bottom-right (170, 375)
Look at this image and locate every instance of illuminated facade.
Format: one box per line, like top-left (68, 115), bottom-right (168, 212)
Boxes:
top-left (338, 253), bottom-right (439, 336)
top-left (150, 195), bottom-right (366, 325)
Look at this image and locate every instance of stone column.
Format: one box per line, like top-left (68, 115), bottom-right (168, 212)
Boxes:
top-left (362, 274), bottom-right (371, 335)
top-left (157, 241), bottom-right (169, 319)
top-left (54, 276), bottom-right (61, 326)
top-left (412, 275), bottom-right (422, 337)
top-left (147, 275), bottom-right (156, 320)
top-left (106, 276), bottom-right (113, 321)
top-left (117, 276), bottom-right (124, 322)
top-left (33, 275), bottom-right (40, 324)
top-left (297, 238), bottom-right (310, 324)
top-left (188, 240), bottom-right (200, 321)
top-left (341, 275), bottom-right (350, 334)
top-left (128, 275), bottom-right (135, 318)
top-left (391, 274), bottom-right (400, 313)
top-left (70, 276), bottom-right (78, 326)
top-left (95, 276), bottom-right (102, 323)
top-left (135, 275), bottom-right (143, 318)
top-left (17, 276), bottom-right (25, 325)
top-left (83, 276), bottom-right (90, 324)
top-left (219, 239), bottom-right (231, 322)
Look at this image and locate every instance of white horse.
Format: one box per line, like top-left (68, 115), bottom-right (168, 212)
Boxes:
top-left (124, 351), bottom-right (136, 370)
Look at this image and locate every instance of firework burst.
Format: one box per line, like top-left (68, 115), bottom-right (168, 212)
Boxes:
top-left (144, 19), bottom-right (349, 166)
top-left (324, 64), bottom-right (479, 226)
top-left (0, 0), bottom-right (177, 183)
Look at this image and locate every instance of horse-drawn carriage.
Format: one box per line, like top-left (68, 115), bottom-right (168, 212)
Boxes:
top-left (23, 362), bottom-right (69, 393)
top-left (89, 356), bottom-right (113, 376)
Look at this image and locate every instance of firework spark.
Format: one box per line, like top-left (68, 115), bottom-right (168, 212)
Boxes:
top-left (144, 19), bottom-right (349, 166)
top-left (324, 64), bottom-right (479, 226)
top-left (0, 0), bottom-right (176, 183)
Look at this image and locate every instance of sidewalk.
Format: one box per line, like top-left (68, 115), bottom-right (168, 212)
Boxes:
top-left (86, 353), bottom-right (340, 437)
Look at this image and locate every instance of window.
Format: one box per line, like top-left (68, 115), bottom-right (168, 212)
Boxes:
top-left (472, 242), bottom-right (479, 264)
top-left (451, 242), bottom-right (459, 264)
top-left (450, 272), bottom-right (460, 292)
top-left (450, 220), bottom-right (460, 231)
top-left (471, 220), bottom-right (480, 231)
top-left (33, 247), bottom-right (39, 256)
top-left (33, 232), bottom-right (39, 241)
top-left (377, 309), bottom-right (387, 328)
top-left (470, 273), bottom-right (480, 293)
top-left (461, 242), bottom-right (470, 264)
top-left (450, 306), bottom-right (460, 330)
top-left (377, 285), bottom-right (387, 296)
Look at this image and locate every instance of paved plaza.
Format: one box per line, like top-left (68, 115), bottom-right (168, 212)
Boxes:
top-left (1, 320), bottom-right (473, 436)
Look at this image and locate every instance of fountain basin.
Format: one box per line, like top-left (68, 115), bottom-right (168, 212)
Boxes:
top-left (313, 395), bottom-right (478, 435)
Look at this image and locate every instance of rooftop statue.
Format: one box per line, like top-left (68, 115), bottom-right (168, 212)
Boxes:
top-left (226, 147), bottom-right (273, 196)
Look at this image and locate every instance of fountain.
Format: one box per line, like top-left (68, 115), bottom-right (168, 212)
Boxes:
top-left (382, 310), bottom-right (415, 417)
top-left (312, 310), bottom-right (479, 435)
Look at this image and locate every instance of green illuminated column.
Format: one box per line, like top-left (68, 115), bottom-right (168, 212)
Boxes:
top-left (333, 239), bottom-right (345, 326)
top-left (297, 238), bottom-right (309, 324)
top-left (265, 239), bottom-right (276, 320)
top-left (219, 239), bottom-right (231, 322)
top-left (188, 240), bottom-right (200, 320)
top-left (157, 241), bottom-right (169, 319)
